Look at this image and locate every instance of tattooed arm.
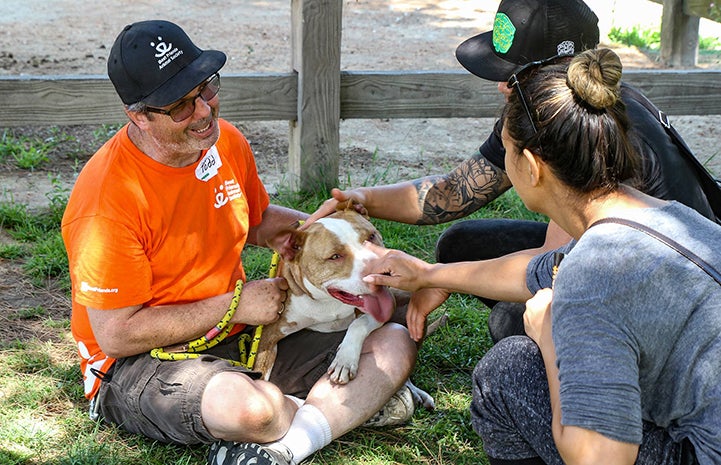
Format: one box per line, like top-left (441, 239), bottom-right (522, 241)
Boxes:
top-left (414, 151), bottom-right (512, 224)
top-left (309, 151), bottom-right (512, 226)
top-left (305, 115), bottom-right (513, 225)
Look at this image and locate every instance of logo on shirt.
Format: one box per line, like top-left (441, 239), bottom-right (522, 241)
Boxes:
top-left (213, 179), bottom-right (243, 209)
top-left (80, 281), bottom-right (119, 294)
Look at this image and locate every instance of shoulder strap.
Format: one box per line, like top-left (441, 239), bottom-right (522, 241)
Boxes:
top-left (622, 85), bottom-right (721, 222)
top-left (590, 217), bottom-right (721, 286)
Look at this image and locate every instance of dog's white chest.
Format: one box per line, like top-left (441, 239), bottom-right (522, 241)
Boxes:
top-left (282, 294), bottom-right (357, 334)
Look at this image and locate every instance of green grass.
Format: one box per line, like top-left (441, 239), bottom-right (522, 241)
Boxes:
top-left (0, 177), bottom-right (71, 290)
top-left (608, 25), bottom-right (721, 52)
top-left (0, 134), bottom-right (544, 464)
top-left (0, 130), bottom-right (68, 171)
top-left (608, 25), bottom-right (661, 51)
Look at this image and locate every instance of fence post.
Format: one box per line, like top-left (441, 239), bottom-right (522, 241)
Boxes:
top-left (661, 0), bottom-right (700, 67)
top-left (288, 0), bottom-right (342, 192)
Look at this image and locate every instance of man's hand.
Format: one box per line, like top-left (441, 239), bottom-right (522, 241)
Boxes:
top-left (233, 277), bottom-right (289, 325)
top-left (303, 188), bottom-right (367, 228)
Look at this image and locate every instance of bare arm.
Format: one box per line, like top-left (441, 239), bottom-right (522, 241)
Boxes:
top-left (306, 153), bottom-right (512, 226)
top-left (364, 246), bottom-right (532, 342)
top-left (413, 154), bottom-right (512, 224)
top-left (87, 277), bottom-right (288, 359)
top-left (247, 204), bottom-right (308, 247)
top-left (524, 290), bottom-right (639, 465)
top-left (89, 204), bottom-right (303, 359)
top-left (363, 241), bottom-right (532, 302)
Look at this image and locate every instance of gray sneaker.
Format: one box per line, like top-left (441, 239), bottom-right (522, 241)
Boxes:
top-left (207, 441), bottom-right (293, 465)
top-left (362, 384), bottom-right (415, 427)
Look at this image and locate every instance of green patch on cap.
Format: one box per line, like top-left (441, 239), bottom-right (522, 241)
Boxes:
top-left (492, 12), bottom-right (516, 54)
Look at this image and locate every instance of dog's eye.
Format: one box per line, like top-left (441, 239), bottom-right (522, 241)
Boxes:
top-left (328, 253), bottom-right (342, 261)
top-left (368, 233), bottom-right (377, 242)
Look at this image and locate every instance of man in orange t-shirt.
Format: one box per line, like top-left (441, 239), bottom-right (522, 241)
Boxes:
top-left (62, 20), bottom-right (417, 465)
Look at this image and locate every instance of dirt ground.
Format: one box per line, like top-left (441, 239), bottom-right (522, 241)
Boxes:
top-left (1, 0), bottom-right (721, 342)
top-left (2, 0), bottom-right (721, 197)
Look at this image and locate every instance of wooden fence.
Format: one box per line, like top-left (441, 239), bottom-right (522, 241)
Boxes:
top-left (650, 0), bottom-right (721, 66)
top-left (1, 0), bottom-right (721, 190)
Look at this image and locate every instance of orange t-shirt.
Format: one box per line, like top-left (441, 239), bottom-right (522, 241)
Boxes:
top-left (62, 119), bottom-right (270, 398)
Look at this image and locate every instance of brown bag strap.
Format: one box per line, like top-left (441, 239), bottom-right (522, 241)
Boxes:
top-left (590, 217), bottom-right (721, 286)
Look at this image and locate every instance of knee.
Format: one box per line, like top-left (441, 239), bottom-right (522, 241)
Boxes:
top-left (472, 336), bottom-right (538, 393)
top-left (435, 222), bottom-right (467, 263)
top-left (367, 323), bottom-right (417, 377)
top-left (436, 219), bottom-right (548, 263)
top-left (202, 371), bottom-right (292, 442)
top-left (435, 219), bottom-right (512, 263)
top-left (470, 337), bottom-right (540, 430)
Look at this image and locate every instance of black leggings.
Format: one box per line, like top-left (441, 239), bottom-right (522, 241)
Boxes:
top-left (435, 218), bottom-right (548, 306)
top-left (472, 337), bottom-right (687, 464)
top-left (435, 218), bottom-right (548, 264)
top-left (435, 219), bottom-right (547, 341)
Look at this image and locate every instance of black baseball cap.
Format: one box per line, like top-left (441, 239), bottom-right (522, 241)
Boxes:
top-left (456, 0), bottom-right (599, 82)
top-left (108, 20), bottom-right (226, 107)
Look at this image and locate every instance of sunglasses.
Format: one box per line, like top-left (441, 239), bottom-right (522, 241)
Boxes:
top-left (145, 73), bottom-right (221, 122)
top-left (507, 54), bottom-right (571, 134)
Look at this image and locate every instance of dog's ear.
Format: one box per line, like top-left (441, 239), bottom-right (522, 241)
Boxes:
top-left (336, 198), bottom-right (369, 219)
top-left (267, 228), bottom-right (306, 262)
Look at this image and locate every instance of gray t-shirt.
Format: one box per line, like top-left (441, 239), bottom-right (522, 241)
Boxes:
top-left (531, 202), bottom-right (721, 464)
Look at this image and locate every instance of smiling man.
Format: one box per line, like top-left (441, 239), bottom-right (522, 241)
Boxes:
top-left (61, 20), bottom-right (418, 465)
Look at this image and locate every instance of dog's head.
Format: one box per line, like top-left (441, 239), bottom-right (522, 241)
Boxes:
top-left (267, 205), bottom-right (394, 323)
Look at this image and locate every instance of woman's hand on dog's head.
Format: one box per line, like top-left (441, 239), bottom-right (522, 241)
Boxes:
top-left (362, 242), bottom-right (431, 293)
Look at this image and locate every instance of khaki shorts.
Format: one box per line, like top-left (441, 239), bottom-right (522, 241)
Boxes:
top-left (95, 328), bottom-right (344, 444)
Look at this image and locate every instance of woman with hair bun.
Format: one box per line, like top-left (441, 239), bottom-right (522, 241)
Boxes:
top-left (364, 48), bottom-right (721, 464)
top-left (473, 48), bottom-right (721, 465)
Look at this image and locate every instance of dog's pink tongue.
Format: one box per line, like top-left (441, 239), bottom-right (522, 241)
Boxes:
top-left (361, 287), bottom-right (394, 323)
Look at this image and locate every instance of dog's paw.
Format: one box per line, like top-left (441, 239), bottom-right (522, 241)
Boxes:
top-left (405, 379), bottom-right (436, 410)
top-left (327, 347), bottom-right (360, 384)
top-left (327, 363), bottom-right (356, 384)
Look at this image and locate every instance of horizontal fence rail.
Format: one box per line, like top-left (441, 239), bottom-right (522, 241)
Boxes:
top-left (2, 0), bottom-right (718, 190)
top-left (1, 69), bottom-right (720, 128)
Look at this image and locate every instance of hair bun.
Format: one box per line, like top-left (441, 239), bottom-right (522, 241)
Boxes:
top-left (566, 48), bottom-right (622, 110)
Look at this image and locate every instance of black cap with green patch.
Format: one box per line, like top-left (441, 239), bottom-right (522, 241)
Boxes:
top-left (455, 0), bottom-right (599, 82)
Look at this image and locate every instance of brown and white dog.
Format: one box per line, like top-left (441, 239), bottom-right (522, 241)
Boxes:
top-left (254, 204), bottom-right (434, 409)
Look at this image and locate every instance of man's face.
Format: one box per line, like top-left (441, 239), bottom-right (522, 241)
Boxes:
top-left (497, 81), bottom-right (513, 101)
top-left (140, 78), bottom-right (222, 158)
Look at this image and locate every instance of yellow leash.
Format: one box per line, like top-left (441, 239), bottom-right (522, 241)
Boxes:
top-left (150, 252), bottom-right (281, 369)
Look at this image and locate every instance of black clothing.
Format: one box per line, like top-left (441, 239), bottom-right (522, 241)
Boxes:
top-left (437, 83), bottom-right (720, 342)
top-left (477, 84), bottom-right (718, 221)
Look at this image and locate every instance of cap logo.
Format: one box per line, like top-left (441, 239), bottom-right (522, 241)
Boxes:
top-left (492, 13), bottom-right (516, 54)
top-left (557, 41), bottom-right (575, 55)
top-left (150, 36), bottom-right (184, 70)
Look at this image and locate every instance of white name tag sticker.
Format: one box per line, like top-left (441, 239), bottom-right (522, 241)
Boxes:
top-left (195, 146), bottom-right (223, 182)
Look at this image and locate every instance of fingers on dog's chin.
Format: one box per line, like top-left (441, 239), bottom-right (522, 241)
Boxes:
top-left (364, 275), bottom-right (387, 287)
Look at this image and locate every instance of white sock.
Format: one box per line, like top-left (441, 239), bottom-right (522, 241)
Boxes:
top-left (271, 403), bottom-right (332, 465)
top-left (285, 394), bottom-right (305, 408)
